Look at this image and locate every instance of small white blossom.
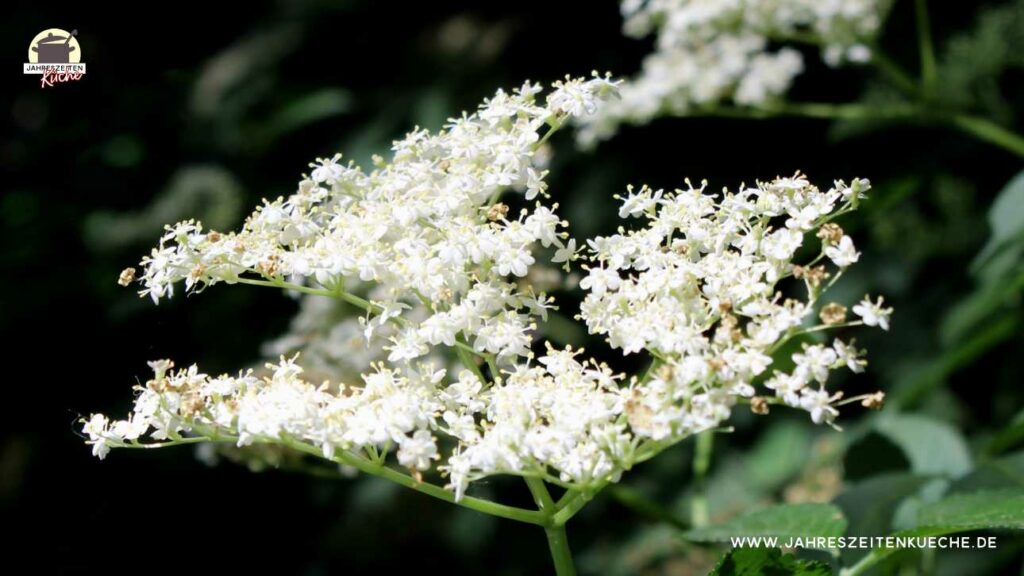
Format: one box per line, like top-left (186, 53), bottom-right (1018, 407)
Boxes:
top-left (799, 388), bottom-right (841, 425)
top-left (825, 235), bottom-right (860, 267)
top-left (853, 295), bottom-right (893, 330)
top-left (397, 430), bottom-right (439, 471)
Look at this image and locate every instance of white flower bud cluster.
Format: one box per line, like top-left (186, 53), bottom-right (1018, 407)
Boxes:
top-left (579, 173), bottom-right (890, 430)
top-left (579, 0), bottom-right (888, 144)
top-left (80, 350), bottom-right (627, 501)
top-left (137, 74), bottom-right (620, 365)
top-left (85, 77), bottom-right (890, 505)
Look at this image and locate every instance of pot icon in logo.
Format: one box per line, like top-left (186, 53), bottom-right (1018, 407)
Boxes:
top-left (28, 29), bottom-right (80, 64)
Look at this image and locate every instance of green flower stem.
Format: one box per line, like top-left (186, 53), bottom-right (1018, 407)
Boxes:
top-left (691, 430), bottom-right (714, 528)
top-left (123, 432), bottom-right (549, 526)
top-left (528, 477), bottom-right (583, 575)
top-left (296, 442), bottom-right (547, 526)
top-left (639, 357), bottom-right (664, 384)
top-left (914, 0), bottom-right (937, 97)
top-left (839, 549), bottom-right (884, 576)
top-left (690, 102), bottom-right (1024, 158)
top-left (949, 114), bottom-right (1024, 158)
top-left (693, 102), bottom-right (919, 122)
top-left (455, 342), bottom-right (488, 385)
top-left (552, 482), bottom-right (608, 526)
top-left (526, 476), bottom-right (557, 513)
top-left (118, 436), bottom-right (218, 449)
top-left (485, 354), bottom-right (501, 381)
top-left (236, 276), bottom-right (384, 315)
top-left (544, 524), bottom-right (577, 576)
top-left (536, 115), bottom-right (566, 149)
top-left (869, 49), bottom-right (920, 96)
top-left (237, 276), bottom-right (338, 298)
top-left (236, 276), bottom-right (495, 363)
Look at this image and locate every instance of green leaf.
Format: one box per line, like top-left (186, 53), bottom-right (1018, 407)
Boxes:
top-left (699, 423), bottom-right (814, 520)
top-left (709, 547), bottom-right (832, 576)
top-left (952, 450), bottom-right (1024, 493)
top-left (892, 315), bottom-right (1018, 409)
top-left (834, 472), bottom-right (929, 545)
top-left (982, 414), bottom-right (1024, 457)
top-left (745, 422), bottom-right (813, 491)
top-left (973, 169), bottom-right (1024, 272)
top-left (843, 489), bottom-right (1024, 573)
top-left (265, 88), bottom-right (354, 140)
top-left (578, 525), bottom-right (690, 576)
top-left (685, 503), bottom-right (846, 548)
top-left (916, 488), bottom-right (1024, 531)
top-left (940, 277), bottom-right (1024, 347)
top-left (874, 414), bottom-right (972, 477)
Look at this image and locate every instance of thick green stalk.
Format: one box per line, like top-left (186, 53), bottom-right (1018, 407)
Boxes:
top-left (914, 0), bottom-right (937, 97)
top-left (527, 477), bottom-right (582, 575)
top-left (691, 431), bottom-right (714, 528)
top-left (544, 524), bottom-right (577, 576)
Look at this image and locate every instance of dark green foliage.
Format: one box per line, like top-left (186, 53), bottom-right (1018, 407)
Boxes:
top-left (709, 548), bottom-right (832, 576)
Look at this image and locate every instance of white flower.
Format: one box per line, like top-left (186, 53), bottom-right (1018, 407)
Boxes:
top-left (833, 339), bottom-right (866, 373)
top-left (799, 389), bottom-right (840, 425)
top-left (552, 239), bottom-right (578, 266)
top-left (397, 430), bottom-right (439, 471)
top-left (853, 295), bottom-right (893, 330)
top-left (579, 267), bottom-right (621, 297)
top-left (82, 414), bottom-right (113, 459)
top-left (548, 73), bottom-right (622, 117)
top-left (387, 330), bottom-right (430, 363)
top-left (82, 413), bottom-right (109, 439)
top-left (825, 236), bottom-right (860, 267)
top-left (793, 344), bottom-right (838, 384)
top-left (495, 247), bottom-right (535, 278)
top-left (617, 185), bottom-right (662, 218)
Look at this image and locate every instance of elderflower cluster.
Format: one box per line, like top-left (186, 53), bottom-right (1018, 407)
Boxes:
top-left (135, 73), bottom-right (619, 366)
top-left (85, 172), bottom-right (889, 498)
top-left (579, 173), bottom-right (890, 429)
top-left (85, 75), bottom-right (890, 503)
top-left (81, 348), bottom-right (635, 500)
top-left (578, 0), bottom-right (889, 144)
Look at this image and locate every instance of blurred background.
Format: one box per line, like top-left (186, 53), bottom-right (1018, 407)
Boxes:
top-left (2, 1), bottom-right (1023, 574)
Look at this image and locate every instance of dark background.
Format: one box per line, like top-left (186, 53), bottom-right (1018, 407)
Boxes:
top-left (2, 1), bottom-right (1023, 574)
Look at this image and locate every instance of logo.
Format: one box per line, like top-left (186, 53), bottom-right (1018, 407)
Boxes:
top-left (24, 28), bottom-right (86, 88)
